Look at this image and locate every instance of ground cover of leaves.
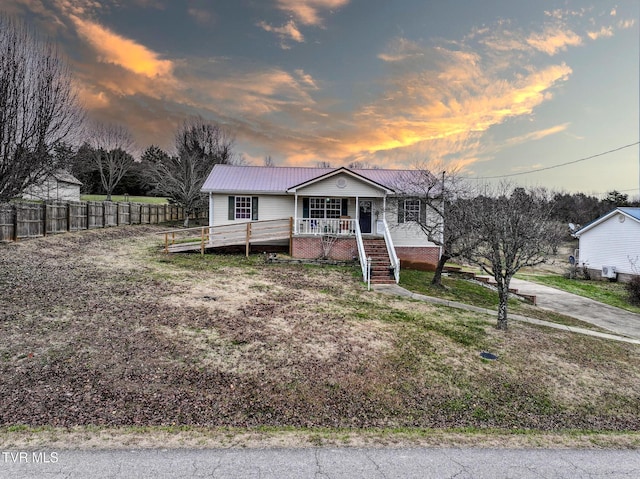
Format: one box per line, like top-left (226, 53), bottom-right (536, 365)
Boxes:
top-left (1, 227), bottom-right (639, 434)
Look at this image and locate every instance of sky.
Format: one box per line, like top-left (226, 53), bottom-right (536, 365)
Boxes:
top-left (3, 0), bottom-right (639, 196)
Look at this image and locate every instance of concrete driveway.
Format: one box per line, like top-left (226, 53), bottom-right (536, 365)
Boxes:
top-left (510, 278), bottom-right (640, 340)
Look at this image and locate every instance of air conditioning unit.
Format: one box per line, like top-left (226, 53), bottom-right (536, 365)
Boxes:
top-left (601, 266), bottom-right (617, 279)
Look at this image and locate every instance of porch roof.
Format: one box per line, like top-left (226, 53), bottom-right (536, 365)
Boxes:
top-left (202, 164), bottom-right (431, 195)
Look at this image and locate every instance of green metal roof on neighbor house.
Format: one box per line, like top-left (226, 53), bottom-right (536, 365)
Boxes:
top-left (201, 164), bottom-right (436, 195)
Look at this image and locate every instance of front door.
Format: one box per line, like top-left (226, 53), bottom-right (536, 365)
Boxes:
top-left (359, 200), bottom-right (372, 234)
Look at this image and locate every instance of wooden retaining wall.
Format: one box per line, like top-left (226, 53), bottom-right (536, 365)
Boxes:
top-left (0, 201), bottom-right (207, 242)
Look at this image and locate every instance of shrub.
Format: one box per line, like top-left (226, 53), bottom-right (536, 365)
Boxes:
top-left (626, 276), bottom-right (640, 306)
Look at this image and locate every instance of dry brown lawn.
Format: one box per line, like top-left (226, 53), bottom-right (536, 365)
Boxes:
top-left (1, 227), bottom-right (639, 448)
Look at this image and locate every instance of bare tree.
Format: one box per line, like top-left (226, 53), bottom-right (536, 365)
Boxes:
top-left (149, 152), bottom-right (209, 227)
top-left (175, 117), bottom-right (235, 165)
top-left (316, 161), bottom-right (332, 168)
top-left (394, 163), bottom-right (479, 287)
top-left (263, 155), bottom-right (275, 167)
top-left (147, 118), bottom-right (235, 227)
top-left (89, 123), bottom-right (135, 201)
top-left (0, 15), bottom-right (83, 202)
top-left (465, 184), bottom-right (562, 330)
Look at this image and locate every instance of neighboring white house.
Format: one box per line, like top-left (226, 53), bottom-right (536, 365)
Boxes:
top-left (22, 170), bottom-right (82, 202)
top-left (574, 207), bottom-right (640, 282)
top-left (201, 165), bottom-right (442, 282)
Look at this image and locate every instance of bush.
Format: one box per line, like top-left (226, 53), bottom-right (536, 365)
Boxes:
top-left (564, 264), bottom-right (591, 280)
top-left (626, 276), bottom-right (640, 306)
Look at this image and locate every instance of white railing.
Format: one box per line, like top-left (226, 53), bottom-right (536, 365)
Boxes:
top-left (297, 218), bottom-right (355, 236)
top-left (382, 218), bottom-right (400, 283)
top-left (355, 221), bottom-right (369, 283)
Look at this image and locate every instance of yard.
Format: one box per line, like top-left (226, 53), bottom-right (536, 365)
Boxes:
top-left (1, 227), bottom-right (639, 448)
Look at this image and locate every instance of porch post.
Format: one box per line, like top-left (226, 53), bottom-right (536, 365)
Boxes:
top-left (355, 195), bottom-right (359, 225)
top-left (208, 192), bottom-right (214, 228)
top-left (382, 195), bottom-right (387, 222)
top-left (294, 193), bottom-right (298, 234)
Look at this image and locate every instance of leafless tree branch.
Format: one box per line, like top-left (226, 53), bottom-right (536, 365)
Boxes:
top-left (0, 15), bottom-right (84, 201)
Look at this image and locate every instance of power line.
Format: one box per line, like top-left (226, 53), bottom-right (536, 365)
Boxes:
top-left (468, 141), bottom-right (640, 180)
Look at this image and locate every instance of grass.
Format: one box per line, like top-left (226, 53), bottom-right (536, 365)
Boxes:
top-left (80, 194), bottom-right (168, 204)
top-left (2, 228), bottom-right (640, 446)
top-left (519, 274), bottom-right (640, 314)
top-left (398, 269), bottom-right (617, 332)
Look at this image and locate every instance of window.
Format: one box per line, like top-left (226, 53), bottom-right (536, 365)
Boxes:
top-left (235, 196), bottom-right (252, 219)
top-left (404, 199), bottom-right (420, 222)
top-left (308, 198), bottom-right (343, 219)
top-left (309, 198), bottom-right (325, 219)
top-left (326, 198), bottom-right (342, 219)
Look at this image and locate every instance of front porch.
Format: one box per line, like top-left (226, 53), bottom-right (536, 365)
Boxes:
top-left (161, 216), bottom-right (400, 284)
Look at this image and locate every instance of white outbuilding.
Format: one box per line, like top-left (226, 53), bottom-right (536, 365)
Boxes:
top-left (574, 207), bottom-right (640, 282)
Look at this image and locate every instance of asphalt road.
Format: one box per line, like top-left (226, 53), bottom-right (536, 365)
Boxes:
top-left (2, 448), bottom-right (640, 478)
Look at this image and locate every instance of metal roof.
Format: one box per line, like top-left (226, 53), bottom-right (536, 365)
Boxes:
top-left (618, 207), bottom-right (640, 221)
top-left (574, 207), bottom-right (640, 236)
top-left (201, 164), bottom-right (431, 195)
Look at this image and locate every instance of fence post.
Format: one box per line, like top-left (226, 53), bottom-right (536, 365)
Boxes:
top-left (13, 204), bottom-right (18, 241)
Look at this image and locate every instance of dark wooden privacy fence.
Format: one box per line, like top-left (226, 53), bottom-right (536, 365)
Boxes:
top-left (0, 200), bottom-right (207, 242)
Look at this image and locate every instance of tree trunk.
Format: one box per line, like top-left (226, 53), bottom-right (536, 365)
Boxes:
top-left (106, 192), bottom-right (112, 201)
top-left (496, 283), bottom-right (509, 330)
top-left (431, 253), bottom-right (451, 287)
top-left (183, 215), bottom-right (190, 228)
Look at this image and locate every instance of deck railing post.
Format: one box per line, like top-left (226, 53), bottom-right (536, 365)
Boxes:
top-left (245, 222), bottom-right (251, 257)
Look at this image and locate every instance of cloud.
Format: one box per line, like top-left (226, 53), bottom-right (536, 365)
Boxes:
top-left (275, 0), bottom-right (349, 26)
top-left (502, 123), bottom-right (570, 148)
top-left (587, 26), bottom-right (614, 40)
top-left (257, 20), bottom-right (304, 48)
top-left (69, 15), bottom-right (174, 78)
top-left (188, 7), bottom-right (216, 26)
top-left (526, 26), bottom-right (582, 55)
top-left (378, 38), bottom-right (425, 62)
top-left (618, 18), bottom-right (636, 29)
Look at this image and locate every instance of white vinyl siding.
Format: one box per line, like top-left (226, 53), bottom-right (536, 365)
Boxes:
top-left (578, 214), bottom-right (640, 275)
top-left (296, 173), bottom-right (386, 198)
top-left (211, 194), bottom-right (292, 226)
top-left (387, 197), bottom-right (438, 247)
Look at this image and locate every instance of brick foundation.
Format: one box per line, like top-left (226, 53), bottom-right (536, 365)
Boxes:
top-left (396, 246), bottom-right (440, 271)
top-left (292, 237), bottom-right (358, 261)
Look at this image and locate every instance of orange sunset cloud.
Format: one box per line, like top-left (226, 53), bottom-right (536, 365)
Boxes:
top-left (70, 15), bottom-right (174, 79)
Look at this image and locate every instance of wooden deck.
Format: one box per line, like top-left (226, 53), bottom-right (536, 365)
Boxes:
top-left (160, 218), bottom-right (292, 255)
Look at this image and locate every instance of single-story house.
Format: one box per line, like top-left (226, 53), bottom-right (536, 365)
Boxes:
top-left (201, 165), bottom-right (442, 284)
top-left (22, 170), bottom-right (82, 202)
top-left (574, 207), bottom-right (640, 282)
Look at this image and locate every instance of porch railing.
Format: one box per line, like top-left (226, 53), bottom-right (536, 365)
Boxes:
top-left (297, 218), bottom-right (355, 236)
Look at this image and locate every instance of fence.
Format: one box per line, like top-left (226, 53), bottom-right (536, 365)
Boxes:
top-left (0, 200), bottom-right (208, 242)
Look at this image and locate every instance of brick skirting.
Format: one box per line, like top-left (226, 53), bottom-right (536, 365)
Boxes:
top-left (396, 246), bottom-right (440, 270)
top-left (292, 238), bottom-right (440, 266)
top-left (292, 236), bottom-right (358, 261)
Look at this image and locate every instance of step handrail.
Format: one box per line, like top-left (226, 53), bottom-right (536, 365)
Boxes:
top-left (382, 218), bottom-right (400, 283)
top-left (355, 222), bottom-right (369, 283)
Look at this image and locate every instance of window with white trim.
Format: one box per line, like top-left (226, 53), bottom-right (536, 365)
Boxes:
top-left (309, 197), bottom-right (342, 219)
top-left (235, 196), bottom-right (252, 219)
top-left (404, 199), bottom-right (420, 222)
